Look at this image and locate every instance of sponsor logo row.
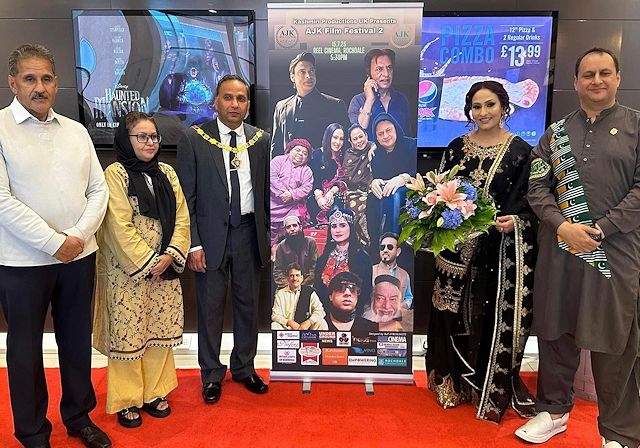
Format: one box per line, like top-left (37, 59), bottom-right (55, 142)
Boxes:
top-left (276, 330), bottom-right (408, 347)
top-left (276, 344), bottom-right (408, 367)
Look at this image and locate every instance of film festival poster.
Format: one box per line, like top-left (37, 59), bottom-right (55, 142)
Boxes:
top-left (268, 3), bottom-right (423, 381)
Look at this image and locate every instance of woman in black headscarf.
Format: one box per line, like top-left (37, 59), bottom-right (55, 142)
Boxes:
top-left (93, 112), bottom-right (190, 428)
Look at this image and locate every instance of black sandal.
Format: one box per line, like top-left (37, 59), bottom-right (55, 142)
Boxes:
top-left (142, 397), bottom-right (171, 418)
top-left (117, 407), bottom-right (142, 428)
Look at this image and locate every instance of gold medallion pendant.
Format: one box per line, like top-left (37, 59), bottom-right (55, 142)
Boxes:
top-left (191, 125), bottom-right (264, 167)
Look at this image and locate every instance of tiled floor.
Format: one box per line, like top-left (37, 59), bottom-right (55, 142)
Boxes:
top-left (0, 333), bottom-right (540, 371)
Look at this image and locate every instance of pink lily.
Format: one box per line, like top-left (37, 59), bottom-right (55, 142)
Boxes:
top-left (422, 190), bottom-right (438, 207)
top-left (436, 179), bottom-right (467, 209)
top-left (425, 170), bottom-right (448, 186)
top-left (406, 173), bottom-right (426, 192)
top-left (459, 200), bottom-right (477, 219)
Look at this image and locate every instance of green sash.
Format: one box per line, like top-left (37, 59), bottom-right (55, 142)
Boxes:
top-left (549, 118), bottom-right (611, 278)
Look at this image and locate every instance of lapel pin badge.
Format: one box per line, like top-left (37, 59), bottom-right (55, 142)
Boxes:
top-left (610, 128), bottom-right (618, 135)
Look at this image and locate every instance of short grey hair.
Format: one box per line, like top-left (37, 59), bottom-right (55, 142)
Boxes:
top-left (8, 43), bottom-right (55, 77)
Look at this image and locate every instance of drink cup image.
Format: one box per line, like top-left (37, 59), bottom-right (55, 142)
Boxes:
top-left (418, 73), bottom-right (445, 130)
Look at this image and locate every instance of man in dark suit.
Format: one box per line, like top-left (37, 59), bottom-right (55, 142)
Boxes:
top-left (271, 52), bottom-right (350, 156)
top-left (177, 75), bottom-right (270, 403)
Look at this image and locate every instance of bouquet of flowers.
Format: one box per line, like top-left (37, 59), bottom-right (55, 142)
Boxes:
top-left (399, 165), bottom-right (498, 257)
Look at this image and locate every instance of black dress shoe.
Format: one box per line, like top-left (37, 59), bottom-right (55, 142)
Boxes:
top-left (234, 373), bottom-right (269, 394)
top-left (202, 381), bottom-right (222, 403)
top-left (67, 423), bottom-right (112, 448)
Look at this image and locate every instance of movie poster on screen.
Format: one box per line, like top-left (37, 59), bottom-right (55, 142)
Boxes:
top-left (268, 3), bottom-right (422, 382)
top-left (418, 15), bottom-right (554, 147)
top-left (72, 10), bottom-right (255, 147)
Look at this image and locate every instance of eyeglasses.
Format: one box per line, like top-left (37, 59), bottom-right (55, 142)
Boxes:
top-left (129, 133), bottom-right (162, 144)
top-left (334, 282), bottom-right (360, 294)
top-left (380, 244), bottom-right (396, 251)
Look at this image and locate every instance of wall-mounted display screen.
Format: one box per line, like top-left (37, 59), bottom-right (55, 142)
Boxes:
top-left (418, 12), bottom-right (557, 149)
top-left (72, 9), bottom-right (255, 147)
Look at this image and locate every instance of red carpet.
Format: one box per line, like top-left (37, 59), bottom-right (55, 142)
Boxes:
top-left (0, 368), bottom-right (599, 447)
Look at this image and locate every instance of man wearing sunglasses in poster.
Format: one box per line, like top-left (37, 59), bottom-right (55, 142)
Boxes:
top-left (371, 232), bottom-right (414, 310)
top-left (325, 271), bottom-right (377, 335)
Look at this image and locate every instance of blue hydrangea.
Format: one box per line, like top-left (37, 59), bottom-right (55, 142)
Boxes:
top-left (405, 198), bottom-right (421, 218)
top-left (408, 206), bottom-right (421, 219)
top-left (460, 182), bottom-right (477, 201)
top-left (441, 208), bottom-right (463, 229)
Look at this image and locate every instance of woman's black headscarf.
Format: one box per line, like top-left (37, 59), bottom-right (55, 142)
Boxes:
top-left (113, 115), bottom-right (178, 278)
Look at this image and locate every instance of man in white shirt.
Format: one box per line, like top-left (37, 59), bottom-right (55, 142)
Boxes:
top-left (0, 44), bottom-right (110, 448)
top-left (271, 263), bottom-right (327, 330)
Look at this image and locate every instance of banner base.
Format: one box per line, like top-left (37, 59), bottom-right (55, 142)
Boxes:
top-left (270, 370), bottom-right (414, 385)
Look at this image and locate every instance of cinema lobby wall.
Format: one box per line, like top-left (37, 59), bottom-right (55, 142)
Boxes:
top-left (0, 0), bottom-right (639, 334)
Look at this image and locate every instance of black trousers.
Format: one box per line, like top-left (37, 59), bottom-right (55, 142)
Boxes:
top-left (196, 218), bottom-right (262, 384)
top-left (0, 254), bottom-right (97, 448)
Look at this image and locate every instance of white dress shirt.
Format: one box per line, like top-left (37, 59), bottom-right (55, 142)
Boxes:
top-left (217, 118), bottom-right (254, 215)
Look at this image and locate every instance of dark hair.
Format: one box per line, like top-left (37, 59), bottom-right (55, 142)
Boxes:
top-left (215, 74), bottom-right (250, 97)
top-left (124, 111), bottom-right (158, 134)
top-left (364, 48), bottom-right (395, 77)
top-left (348, 123), bottom-right (367, 142)
top-left (321, 123), bottom-right (345, 164)
top-left (463, 80), bottom-right (510, 126)
top-left (289, 52), bottom-right (316, 75)
top-left (286, 262), bottom-right (302, 274)
top-left (9, 43), bottom-right (55, 76)
top-left (574, 47), bottom-right (620, 77)
top-left (379, 232), bottom-right (399, 245)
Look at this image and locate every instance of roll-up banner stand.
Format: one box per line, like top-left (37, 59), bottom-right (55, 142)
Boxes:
top-left (268, 2), bottom-right (423, 385)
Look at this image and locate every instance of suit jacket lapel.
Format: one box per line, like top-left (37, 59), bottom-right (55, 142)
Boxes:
top-left (245, 124), bottom-right (259, 189)
top-left (200, 121), bottom-right (228, 190)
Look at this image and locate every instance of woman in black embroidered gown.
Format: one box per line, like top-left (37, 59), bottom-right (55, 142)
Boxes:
top-left (425, 81), bottom-right (537, 423)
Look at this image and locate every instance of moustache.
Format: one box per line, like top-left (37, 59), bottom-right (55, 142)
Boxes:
top-left (32, 93), bottom-right (47, 100)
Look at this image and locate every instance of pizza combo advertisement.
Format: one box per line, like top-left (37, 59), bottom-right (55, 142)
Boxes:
top-left (418, 14), bottom-right (554, 148)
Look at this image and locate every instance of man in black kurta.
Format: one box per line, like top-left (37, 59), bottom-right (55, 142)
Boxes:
top-left (516, 48), bottom-right (640, 448)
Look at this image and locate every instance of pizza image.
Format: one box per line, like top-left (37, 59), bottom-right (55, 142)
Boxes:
top-left (438, 75), bottom-right (540, 121)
